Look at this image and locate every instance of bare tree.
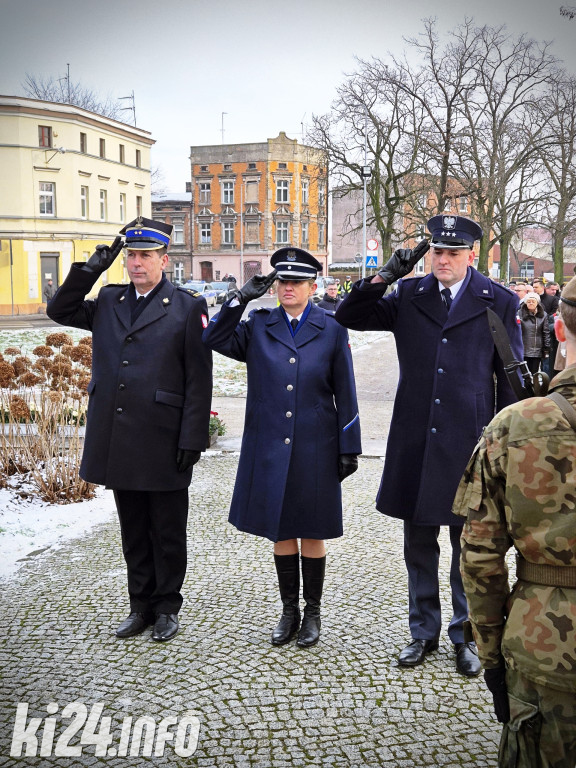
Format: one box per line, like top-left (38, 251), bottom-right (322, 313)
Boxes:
top-left (560, 6), bottom-right (576, 19)
top-left (536, 74), bottom-right (576, 281)
top-left (308, 59), bottom-right (427, 253)
top-left (22, 72), bottom-right (123, 121)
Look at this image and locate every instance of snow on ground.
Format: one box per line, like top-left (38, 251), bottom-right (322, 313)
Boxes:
top-left (0, 486), bottom-right (117, 579)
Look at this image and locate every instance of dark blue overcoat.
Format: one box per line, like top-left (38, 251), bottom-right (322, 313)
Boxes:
top-left (335, 268), bottom-right (522, 526)
top-left (47, 265), bottom-right (213, 491)
top-left (203, 301), bottom-right (362, 542)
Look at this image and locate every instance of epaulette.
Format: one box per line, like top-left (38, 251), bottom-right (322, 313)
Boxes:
top-left (247, 306), bottom-right (271, 321)
top-left (177, 286), bottom-right (201, 298)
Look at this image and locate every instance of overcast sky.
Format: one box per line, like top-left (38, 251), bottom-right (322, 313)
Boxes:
top-left (1, 0), bottom-right (574, 193)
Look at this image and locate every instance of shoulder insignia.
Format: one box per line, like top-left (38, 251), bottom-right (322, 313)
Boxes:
top-left (176, 286), bottom-right (201, 298)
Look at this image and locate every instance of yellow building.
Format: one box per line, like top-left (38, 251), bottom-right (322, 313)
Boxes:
top-left (0, 95), bottom-right (154, 314)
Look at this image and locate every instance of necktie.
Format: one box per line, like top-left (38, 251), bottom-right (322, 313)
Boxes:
top-left (290, 318), bottom-right (299, 332)
top-left (441, 288), bottom-right (452, 311)
top-left (137, 295), bottom-right (145, 303)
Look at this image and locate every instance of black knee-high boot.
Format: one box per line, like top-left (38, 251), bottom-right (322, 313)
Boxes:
top-left (297, 555), bottom-right (326, 648)
top-left (271, 553), bottom-right (301, 646)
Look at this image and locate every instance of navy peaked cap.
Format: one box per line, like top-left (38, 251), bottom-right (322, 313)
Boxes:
top-left (120, 216), bottom-right (173, 250)
top-left (427, 215), bottom-right (483, 249)
top-left (271, 247), bottom-right (322, 281)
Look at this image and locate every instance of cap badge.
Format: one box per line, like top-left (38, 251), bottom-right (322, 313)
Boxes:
top-left (163, 297), bottom-right (170, 305)
top-left (136, 215), bottom-right (144, 226)
top-left (287, 251), bottom-right (297, 261)
top-left (442, 216), bottom-right (456, 229)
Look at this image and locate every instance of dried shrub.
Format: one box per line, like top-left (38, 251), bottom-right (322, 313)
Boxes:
top-left (76, 374), bottom-right (91, 391)
top-left (9, 395), bottom-right (31, 422)
top-left (61, 344), bottom-right (74, 357)
top-left (12, 356), bottom-right (32, 376)
top-left (0, 361), bottom-right (16, 387)
top-left (69, 345), bottom-right (92, 366)
top-left (19, 372), bottom-right (43, 387)
top-left (33, 345), bottom-right (53, 358)
top-left (45, 332), bottom-right (73, 348)
top-left (3, 347), bottom-right (20, 356)
top-left (78, 337), bottom-right (92, 348)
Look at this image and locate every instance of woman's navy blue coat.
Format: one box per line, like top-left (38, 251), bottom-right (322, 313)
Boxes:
top-left (203, 301), bottom-right (362, 542)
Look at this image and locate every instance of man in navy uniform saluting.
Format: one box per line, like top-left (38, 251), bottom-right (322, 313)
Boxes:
top-left (48, 217), bottom-right (212, 642)
top-left (335, 215), bottom-right (522, 676)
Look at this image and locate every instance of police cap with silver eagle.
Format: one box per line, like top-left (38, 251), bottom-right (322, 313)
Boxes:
top-left (270, 247), bottom-right (323, 281)
top-left (427, 214), bottom-right (483, 250)
top-left (120, 216), bottom-right (173, 251)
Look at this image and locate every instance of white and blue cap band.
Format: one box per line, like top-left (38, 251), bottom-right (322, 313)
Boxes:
top-left (270, 247), bottom-right (323, 281)
top-left (120, 217), bottom-right (173, 251)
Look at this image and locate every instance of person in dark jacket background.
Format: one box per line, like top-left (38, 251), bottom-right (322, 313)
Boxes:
top-left (317, 282), bottom-right (343, 311)
top-left (518, 292), bottom-right (550, 374)
top-left (47, 217), bottom-right (213, 643)
top-left (335, 215), bottom-right (522, 677)
top-left (203, 248), bottom-right (361, 649)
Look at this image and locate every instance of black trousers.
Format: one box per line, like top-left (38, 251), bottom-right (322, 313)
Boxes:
top-left (113, 488), bottom-right (189, 614)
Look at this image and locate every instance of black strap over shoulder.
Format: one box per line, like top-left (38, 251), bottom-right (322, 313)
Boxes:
top-left (546, 392), bottom-right (576, 431)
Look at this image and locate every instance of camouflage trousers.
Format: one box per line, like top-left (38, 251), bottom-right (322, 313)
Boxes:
top-left (498, 669), bottom-right (576, 768)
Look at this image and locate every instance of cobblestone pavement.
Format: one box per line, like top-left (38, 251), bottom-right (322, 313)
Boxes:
top-left (0, 335), bottom-right (503, 767)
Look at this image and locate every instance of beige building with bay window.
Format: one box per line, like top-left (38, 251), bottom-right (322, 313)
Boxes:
top-left (0, 95), bottom-right (154, 314)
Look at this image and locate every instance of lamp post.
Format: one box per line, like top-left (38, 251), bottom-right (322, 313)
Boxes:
top-left (361, 106), bottom-right (372, 279)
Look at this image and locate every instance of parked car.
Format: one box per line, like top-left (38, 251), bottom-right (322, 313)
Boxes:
top-left (181, 281), bottom-right (218, 307)
top-left (210, 281), bottom-right (236, 304)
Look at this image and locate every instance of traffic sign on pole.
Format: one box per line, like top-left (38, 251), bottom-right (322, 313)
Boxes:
top-left (365, 255), bottom-right (378, 269)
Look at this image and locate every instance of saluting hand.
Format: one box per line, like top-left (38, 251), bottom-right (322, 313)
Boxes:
top-left (83, 236), bottom-right (124, 275)
top-left (376, 239), bottom-right (430, 285)
top-left (232, 270), bottom-right (278, 305)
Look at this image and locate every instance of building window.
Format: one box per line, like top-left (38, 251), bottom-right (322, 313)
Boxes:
top-left (222, 221), bottom-right (235, 244)
top-left (302, 180), bottom-right (309, 205)
top-left (224, 164), bottom-right (232, 171)
top-left (135, 149), bottom-right (141, 168)
top-left (246, 221), bottom-right (259, 243)
top-left (276, 221), bottom-right (289, 243)
top-left (520, 260), bottom-right (535, 280)
top-left (276, 179), bottom-right (289, 203)
top-left (200, 165), bottom-right (208, 172)
top-left (174, 262), bottom-right (184, 283)
top-left (278, 163), bottom-right (287, 170)
top-left (200, 222), bottom-right (211, 244)
top-left (318, 184), bottom-right (326, 210)
top-left (459, 195), bottom-right (467, 212)
top-left (443, 198), bottom-right (452, 212)
top-left (120, 193), bottom-right (126, 223)
top-left (222, 181), bottom-right (234, 204)
top-left (301, 221), bottom-right (309, 245)
top-left (119, 144), bottom-right (125, 163)
top-left (245, 180), bottom-right (258, 203)
top-left (39, 182), bottom-right (55, 216)
top-left (173, 222), bottom-right (184, 244)
top-left (81, 186), bottom-right (89, 219)
top-left (136, 196), bottom-right (142, 217)
top-left (80, 132), bottom-right (87, 153)
top-left (318, 223), bottom-right (325, 247)
top-left (99, 190), bottom-right (107, 221)
top-left (415, 258), bottom-right (426, 275)
top-left (99, 138), bottom-right (106, 158)
top-left (199, 182), bottom-right (210, 204)
top-left (38, 126), bottom-right (52, 148)
top-left (248, 163), bottom-right (256, 170)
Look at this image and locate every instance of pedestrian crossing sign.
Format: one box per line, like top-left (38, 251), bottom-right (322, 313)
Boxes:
top-left (365, 255), bottom-right (378, 268)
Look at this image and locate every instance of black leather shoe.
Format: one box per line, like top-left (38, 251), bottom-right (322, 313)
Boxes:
top-left (296, 608), bottom-right (321, 648)
top-left (271, 608), bottom-right (301, 646)
top-left (115, 612), bottom-right (153, 638)
top-left (151, 613), bottom-right (179, 642)
top-left (455, 642), bottom-right (482, 677)
top-left (398, 638), bottom-right (439, 666)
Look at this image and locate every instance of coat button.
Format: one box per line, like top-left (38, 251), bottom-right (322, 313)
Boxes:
top-left (122, 360), bottom-right (129, 366)
top-left (289, 357), bottom-right (296, 364)
top-left (442, 338), bottom-right (447, 343)
top-left (437, 368), bottom-right (444, 374)
top-left (126, 336), bottom-right (133, 343)
top-left (119, 384), bottom-right (126, 391)
top-left (116, 408), bottom-right (123, 414)
top-left (431, 427), bottom-right (436, 433)
top-left (286, 411), bottom-right (292, 418)
top-left (284, 438), bottom-right (291, 444)
top-left (287, 384), bottom-right (293, 391)
top-left (434, 398), bottom-right (440, 404)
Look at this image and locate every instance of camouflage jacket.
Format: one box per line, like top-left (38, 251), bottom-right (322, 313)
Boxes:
top-left (453, 366), bottom-right (576, 692)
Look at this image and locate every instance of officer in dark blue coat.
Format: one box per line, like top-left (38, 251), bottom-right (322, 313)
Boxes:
top-left (47, 217), bottom-right (213, 642)
top-left (336, 215), bottom-right (522, 676)
top-left (203, 248), bottom-right (361, 648)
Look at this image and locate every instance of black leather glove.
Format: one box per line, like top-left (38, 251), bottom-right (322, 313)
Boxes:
top-left (377, 239), bottom-right (430, 285)
top-left (231, 270), bottom-right (278, 304)
top-left (338, 454), bottom-right (358, 482)
top-left (82, 236), bottom-right (124, 275)
top-left (484, 667), bottom-right (510, 723)
top-left (176, 449), bottom-right (201, 472)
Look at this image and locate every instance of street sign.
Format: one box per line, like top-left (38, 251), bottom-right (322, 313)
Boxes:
top-left (365, 255), bottom-right (378, 269)
top-left (367, 238), bottom-right (378, 251)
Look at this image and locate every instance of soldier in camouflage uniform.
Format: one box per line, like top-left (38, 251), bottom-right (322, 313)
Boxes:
top-left (453, 277), bottom-right (576, 768)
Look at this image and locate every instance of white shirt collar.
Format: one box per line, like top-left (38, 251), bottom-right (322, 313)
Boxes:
top-left (437, 277), bottom-right (465, 299)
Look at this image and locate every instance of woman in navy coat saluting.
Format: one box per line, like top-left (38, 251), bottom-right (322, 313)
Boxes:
top-left (203, 248), bottom-right (361, 648)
